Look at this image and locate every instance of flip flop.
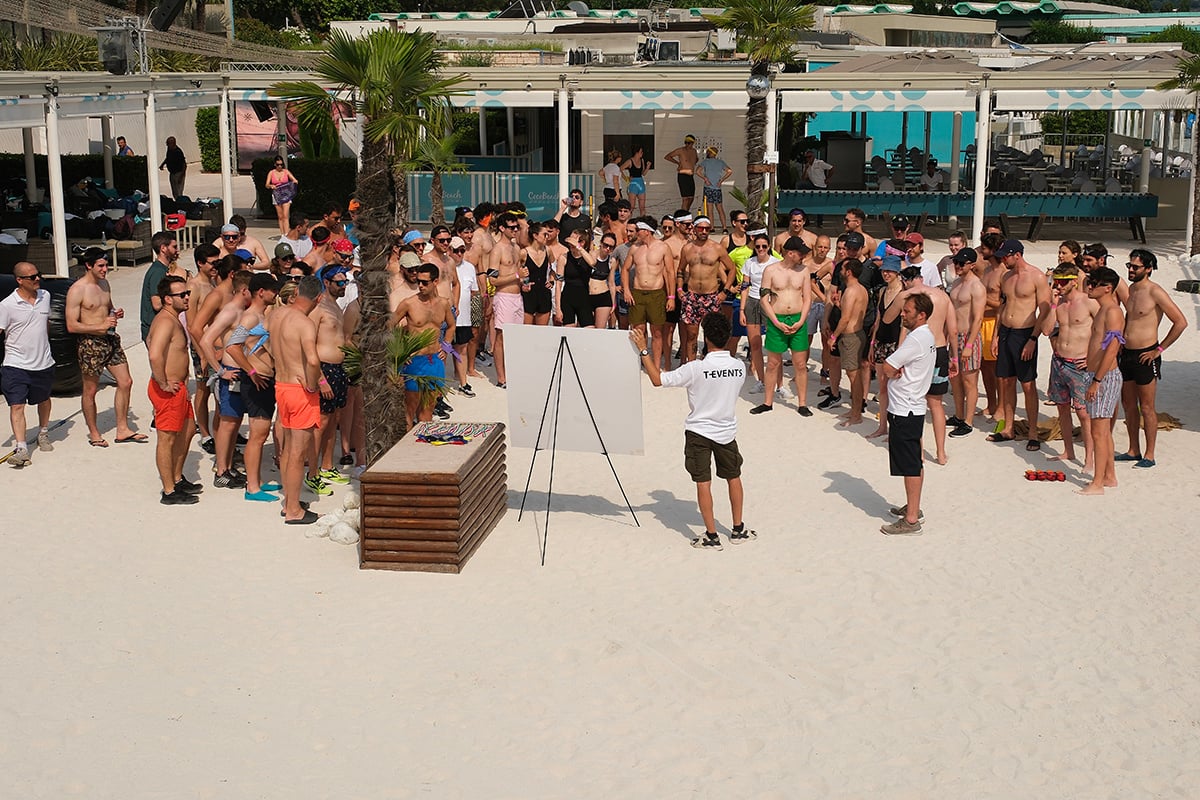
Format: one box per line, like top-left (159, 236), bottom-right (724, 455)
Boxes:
top-left (986, 433), bottom-right (1013, 443)
top-left (1026, 440), bottom-right (1041, 452)
top-left (284, 510), bottom-right (319, 525)
top-left (88, 438), bottom-right (109, 448)
top-left (279, 501), bottom-right (311, 517)
top-left (115, 433), bottom-right (149, 444)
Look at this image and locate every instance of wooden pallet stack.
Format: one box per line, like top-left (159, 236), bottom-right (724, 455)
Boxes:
top-left (359, 422), bottom-right (507, 573)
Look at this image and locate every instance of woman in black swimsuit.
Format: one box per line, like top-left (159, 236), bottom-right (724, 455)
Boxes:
top-left (556, 228), bottom-right (598, 327)
top-left (866, 258), bottom-right (905, 439)
top-left (519, 220), bottom-right (554, 325)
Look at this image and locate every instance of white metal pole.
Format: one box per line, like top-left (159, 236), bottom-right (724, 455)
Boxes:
top-left (45, 94), bottom-right (69, 277)
top-left (478, 108), bottom-right (487, 156)
top-left (22, 125), bottom-right (37, 204)
top-left (276, 100), bottom-right (289, 162)
top-left (971, 86), bottom-right (991, 243)
top-left (145, 90), bottom-right (163, 230)
top-left (219, 86), bottom-right (234, 219)
top-left (558, 88), bottom-right (569, 200)
top-left (100, 114), bottom-right (114, 190)
top-left (506, 106), bottom-right (516, 156)
top-left (949, 110), bottom-right (963, 229)
top-left (1139, 112), bottom-right (1153, 193)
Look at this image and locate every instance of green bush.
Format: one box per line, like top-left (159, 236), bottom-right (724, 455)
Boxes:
top-left (196, 106), bottom-right (221, 173)
top-left (250, 156), bottom-right (357, 218)
top-left (0, 153), bottom-right (150, 195)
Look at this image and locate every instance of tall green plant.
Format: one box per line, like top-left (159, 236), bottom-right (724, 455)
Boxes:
top-left (195, 107), bottom-right (221, 173)
top-left (1158, 59), bottom-right (1200, 253)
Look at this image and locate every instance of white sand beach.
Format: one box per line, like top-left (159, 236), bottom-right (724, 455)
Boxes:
top-left (3, 202), bottom-right (1199, 797)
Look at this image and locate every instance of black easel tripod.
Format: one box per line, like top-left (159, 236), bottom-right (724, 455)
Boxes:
top-left (518, 335), bottom-right (639, 564)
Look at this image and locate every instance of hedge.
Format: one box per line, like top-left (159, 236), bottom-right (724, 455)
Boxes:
top-left (250, 156), bottom-right (358, 218)
top-left (0, 153), bottom-right (150, 196)
top-left (196, 106), bottom-right (221, 173)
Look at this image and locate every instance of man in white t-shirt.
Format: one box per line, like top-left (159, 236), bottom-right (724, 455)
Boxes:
top-left (450, 236), bottom-right (479, 397)
top-left (919, 161), bottom-right (944, 191)
top-left (631, 313), bottom-right (754, 550)
top-left (880, 292), bottom-right (937, 535)
top-left (1, 262), bottom-right (57, 467)
top-left (904, 233), bottom-right (942, 289)
top-left (800, 151), bottom-right (833, 189)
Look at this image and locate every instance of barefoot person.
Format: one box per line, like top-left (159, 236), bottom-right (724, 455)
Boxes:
top-left (1042, 263), bottom-right (1099, 473)
top-left (1115, 249), bottom-right (1186, 468)
top-left (677, 216), bottom-right (735, 364)
top-left (880, 292), bottom-right (937, 535)
top-left (631, 313), bottom-right (754, 551)
top-left (990, 239), bottom-right (1050, 451)
top-left (750, 236), bottom-right (812, 416)
top-left (489, 212), bottom-right (524, 387)
top-left (978, 232), bottom-right (1005, 419)
top-left (197, 271), bottom-right (252, 489)
top-left (622, 218), bottom-right (676, 370)
top-left (947, 247), bottom-right (985, 438)
top-left (0, 262), bottom-right (56, 468)
top-left (145, 275), bottom-right (202, 505)
top-left (269, 276), bottom-right (323, 525)
top-left (828, 259), bottom-right (868, 427)
top-left (65, 248), bottom-right (144, 448)
top-left (1078, 267), bottom-right (1126, 496)
top-left (391, 264), bottom-right (456, 425)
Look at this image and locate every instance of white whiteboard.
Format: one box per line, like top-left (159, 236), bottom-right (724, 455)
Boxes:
top-left (503, 325), bottom-right (644, 455)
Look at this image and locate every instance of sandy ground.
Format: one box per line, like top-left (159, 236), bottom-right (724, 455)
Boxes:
top-left (3, 175), bottom-right (1199, 797)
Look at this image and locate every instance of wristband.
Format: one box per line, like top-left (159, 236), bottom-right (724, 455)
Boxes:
top-left (319, 377), bottom-right (329, 386)
top-left (248, 369), bottom-right (257, 376)
top-left (1156, 345), bottom-right (1164, 353)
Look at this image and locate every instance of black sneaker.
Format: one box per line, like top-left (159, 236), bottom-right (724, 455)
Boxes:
top-left (459, 384), bottom-right (476, 398)
top-left (175, 477), bottom-right (204, 495)
top-left (213, 470), bottom-right (247, 489)
top-left (818, 386), bottom-right (832, 397)
top-left (691, 533), bottom-right (724, 551)
top-left (433, 407), bottom-right (450, 420)
top-left (949, 422), bottom-right (973, 437)
top-left (161, 489), bottom-right (200, 505)
top-left (818, 393), bottom-right (842, 409)
top-left (437, 398), bottom-right (454, 413)
top-left (797, 406), bottom-right (813, 417)
top-left (947, 415), bottom-right (965, 428)
top-left (236, 433), bottom-right (248, 446)
top-left (339, 454), bottom-right (354, 466)
top-left (749, 403), bottom-right (773, 414)
top-left (199, 436), bottom-right (215, 455)
top-left (729, 525), bottom-right (757, 544)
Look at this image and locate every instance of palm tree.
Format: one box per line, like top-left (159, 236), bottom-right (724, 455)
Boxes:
top-left (271, 30), bottom-right (465, 464)
top-left (1158, 61), bottom-right (1200, 254)
top-left (707, 0), bottom-right (815, 226)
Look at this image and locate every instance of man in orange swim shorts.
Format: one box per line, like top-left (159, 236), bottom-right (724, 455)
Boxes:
top-left (145, 275), bottom-right (201, 505)
top-left (270, 275), bottom-right (324, 524)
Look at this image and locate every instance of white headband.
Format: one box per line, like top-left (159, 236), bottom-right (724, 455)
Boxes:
top-left (747, 228), bottom-right (768, 237)
top-left (674, 213), bottom-right (693, 223)
top-left (635, 221), bottom-right (656, 232)
top-left (693, 216), bottom-right (712, 226)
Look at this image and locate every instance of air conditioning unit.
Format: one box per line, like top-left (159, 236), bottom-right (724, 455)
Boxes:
top-left (451, 37), bottom-right (469, 46)
top-left (480, 38), bottom-right (497, 46)
top-left (657, 40), bottom-right (680, 61)
top-left (716, 29), bottom-right (736, 50)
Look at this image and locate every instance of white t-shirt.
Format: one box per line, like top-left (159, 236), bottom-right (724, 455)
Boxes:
top-left (602, 162), bottom-right (622, 191)
top-left (0, 288), bottom-right (54, 370)
top-left (909, 257), bottom-right (943, 288)
top-left (744, 254), bottom-right (780, 299)
top-left (886, 323), bottom-right (936, 415)
top-left (920, 171), bottom-right (943, 191)
top-left (806, 158), bottom-right (832, 188)
top-left (660, 350), bottom-right (746, 444)
top-left (279, 233), bottom-right (313, 260)
top-left (455, 261), bottom-right (477, 327)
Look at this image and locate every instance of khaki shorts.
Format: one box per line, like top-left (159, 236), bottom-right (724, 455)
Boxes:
top-left (683, 430), bottom-right (742, 483)
top-left (839, 329), bottom-right (867, 371)
top-left (628, 287), bottom-right (667, 327)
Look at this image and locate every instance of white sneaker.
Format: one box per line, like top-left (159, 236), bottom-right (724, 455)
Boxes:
top-left (749, 379), bottom-right (764, 394)
top-left (37, 430), bottom-right (54, 452)
top-left (8, 448), bottom-right (31, 467)
top-left (776, 385), bottom-right (793, 399)
top-left (351, 465), bottom-right (367, 479)
top-left (476, 353), bottom-right (493, 367)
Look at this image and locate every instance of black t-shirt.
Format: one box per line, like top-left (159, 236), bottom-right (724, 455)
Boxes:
top-left (163, 145), bottom-right (186, 173)
top-left (558, 212), bottom-right (592, 244)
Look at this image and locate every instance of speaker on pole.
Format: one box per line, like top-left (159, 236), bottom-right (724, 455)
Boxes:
top-left (148, 0), bottom-right (188, 32)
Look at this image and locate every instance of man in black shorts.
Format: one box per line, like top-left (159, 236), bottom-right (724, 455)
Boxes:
top-left (631, 313), bottom-right (754, 550)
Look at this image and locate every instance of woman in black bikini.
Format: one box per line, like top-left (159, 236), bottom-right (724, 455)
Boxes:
top-left (866, 256), bottom-right (905, 439)
top-left (589, 231), bottom-right (617, 329)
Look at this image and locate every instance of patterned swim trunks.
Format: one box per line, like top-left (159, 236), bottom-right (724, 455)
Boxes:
top-left (1048, 354), bottom-right (1091, 410)
top-left (319, 362), bottom-right (349, 414)
top-left (77, 333), bottom-right (128, 377)
top-left (680, 289), bottom-right (724, 325)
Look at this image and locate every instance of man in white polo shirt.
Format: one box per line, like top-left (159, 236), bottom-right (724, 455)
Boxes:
top-left (879, 292), bottom-right (936, 535)
top-left (0, 262), bottom-right (56, 467)
top-left (631, 312), bottom-right (753, 551)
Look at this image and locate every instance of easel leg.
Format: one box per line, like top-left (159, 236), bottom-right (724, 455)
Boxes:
top-left (519, 338), bottom-right (565, 521)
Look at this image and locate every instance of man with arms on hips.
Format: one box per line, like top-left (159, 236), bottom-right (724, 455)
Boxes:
top-left (750, 236), bottom-right (812, 416)
top-left (140, 231), bottom-right (179, 342)
top-left (889, 266), bottom-right (958, 464)
top-left (1115, 249), bottom-right (1186, 468)
top-left (197, 270), bottom-right (252, 488)
top-left (1077, 267), bottom-right (1126, 496)
top-left (66, 247), bottom-right (144, 447)
top-left (947, 247), bottom-right (985, 438)
top-left (664, 134), bottom-right (700, 213)
top-left (990, 239), bottom-right (1051, 451)
top-left (1042, 262), bottom-right (1099, 474)
top-left (146, 275), bottom-right (202, 504)
top-left (622, 218), bottom-right (677, 371)
top-left (880, 292), bottom-right (937, 535)
top-left (309, 264), bottom-right (352, 493)
top-left (487, 212), bottom-right (524, 388)
top-left (224, 273), bottom-right (283, 501)
top-left (631, 313), bottom-right (754, 550)
top-left (676, 216), bottom-right (735, 364)
top-left (0, 262), bottom-right (56, 467)
top-left (391, 264), bottom-right (456, 426)
top-left (827, 258), bottom-right (869, 427)
top-left (270, 276), bottom-right (323, 524)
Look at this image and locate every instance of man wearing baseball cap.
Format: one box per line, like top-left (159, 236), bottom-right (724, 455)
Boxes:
top-left (665, 134), bottom-right (700, 213)
top-left (990, 238), bottom-right (1051, 451)
top-left (271, 242), bottom-right (296, 278)
top-left (904, 232), bottom-right (942, 288)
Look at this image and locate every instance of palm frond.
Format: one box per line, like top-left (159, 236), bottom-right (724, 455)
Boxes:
top-left (386, 327), bottom-right (439, 374)
top-left (706, 0), bottom-right (816, 65)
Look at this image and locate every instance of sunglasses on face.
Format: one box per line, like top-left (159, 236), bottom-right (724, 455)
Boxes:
top-left (1053, 279), bottom-right (1074, 286)
top-left (416, 278), bottom-right (434, 286)
top-left (435, 237), bottom-right (451, 244)
top-left (453, 247), bottom-right (466, 254)
top-left (168, 290), bottom-right (191, 297)
top-left (599, 242), bottom-right (614, 249)
top-left (505, 225), bottom-right (519, 230)
top-left (734, 218), bottom-right (748, 224)
top-left (754, 244), bottom-right (770, 250)
top-left (331, 279), bottom-right (349, 287)
top-left (1125, 262), bottom-right (1144, 269)
top-left (279, 255), bottom-right (295, 262)
top-left (288, 274), bottom-right (303, 281)
top-left (694, 226), bottom-right (712, 233)
top-left (222, 235), bottom-right (239, 240)
top-left (661, 226), bottom-right (675, 233)
top-left (17, 273), bottom-right (41, 281)
top-left (339, 253), bottom-right (355, 259)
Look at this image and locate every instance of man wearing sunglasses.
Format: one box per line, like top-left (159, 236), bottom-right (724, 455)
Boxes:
top-left (0, 262), bottom-right (56, 467)
top-left (310, 265), bottom-right (353, 492)
top-left (145, 275), bottom-right (201, 503)
top-left (425, 225), bottom-right (461, 309)
top-left (1041, 262), bottom-right (1098, 473)
top-left (677, 216), bottom-right (736, 365)
top-left (554, 189), bottom-right (591, 245)
top-left (489, 212), bottom-right (525, 388)
top-left (391, 265), bottom-right (456, 426)
top-left (213, 217), bottom-right (270, 270)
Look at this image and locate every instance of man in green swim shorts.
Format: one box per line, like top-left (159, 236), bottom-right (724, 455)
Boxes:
top-left (751, 237), bottom-right (814, 416)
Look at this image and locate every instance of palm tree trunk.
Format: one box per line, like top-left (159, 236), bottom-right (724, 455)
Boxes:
top-left (430, 170), bottom-right (445, 226)
top-left (392, 162), bottom-right (410, 231)
top-left (357, 136), bottom-right (408, 464)
top-left (745, 61), bottom-right (768, 226)
top-left (1192, 101), bottom-right (1200, 255)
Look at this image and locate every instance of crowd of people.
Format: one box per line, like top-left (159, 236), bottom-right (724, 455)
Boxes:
top-left (0, 188), bottom-right (1187, 538)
